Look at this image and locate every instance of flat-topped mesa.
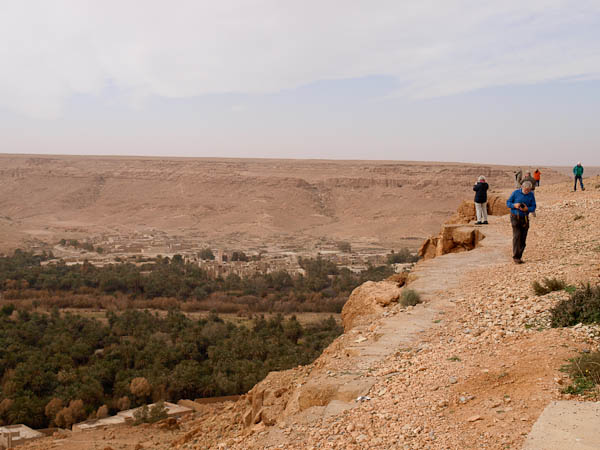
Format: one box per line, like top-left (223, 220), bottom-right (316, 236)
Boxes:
top-left (418, 194), bottom-right (510, 260)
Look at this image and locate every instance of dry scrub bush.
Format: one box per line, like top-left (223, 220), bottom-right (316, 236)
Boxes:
top-left (133, 401), bottom-right (167, 425)
top-left (563, 352), bottom-right (600, 396)
top-left (551, 284), bottom-right (600, 327)
top-left (400, 289), bottom-right (422, 307)
top-left (532, 277), bottom-right (566, 296)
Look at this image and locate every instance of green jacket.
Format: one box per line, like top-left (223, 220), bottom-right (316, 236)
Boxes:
top-left (573, 165), bottom-right (584, 176)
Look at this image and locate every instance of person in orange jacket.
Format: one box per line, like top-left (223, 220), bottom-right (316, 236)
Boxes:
top-left (533, 169), bottom-right (541, 187)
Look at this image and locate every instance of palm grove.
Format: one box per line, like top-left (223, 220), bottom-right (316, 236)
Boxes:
top-left (0, 249), bottom-right (416, 428)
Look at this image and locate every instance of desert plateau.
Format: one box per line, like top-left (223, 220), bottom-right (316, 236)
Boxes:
top-left (0, 154), bottom-right (570, 257)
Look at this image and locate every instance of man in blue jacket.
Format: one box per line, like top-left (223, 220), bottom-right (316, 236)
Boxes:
top-left (506, 181), bottom-right (536, 264)
top-left (573, 162), bottom-right (585, 191)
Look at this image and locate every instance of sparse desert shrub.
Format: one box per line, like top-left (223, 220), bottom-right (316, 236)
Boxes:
top-left (400, 289), bottom-right (421, 307)
top-left (133, 401), bottom-right (168, 425)
top-left (545, 278), bottom-right (566, 291)
top-left (550, 284), bottom-right (600, 327)
top-left (574, 214), bottom-right (584, 221)
top-left (532, 277), bottom-right (566, 296)
top-left (562, 352), bottom-right (600, 396)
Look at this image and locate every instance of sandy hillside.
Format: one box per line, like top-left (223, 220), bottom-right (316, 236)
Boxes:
top-left (0, 154), bottom-right (569, 253)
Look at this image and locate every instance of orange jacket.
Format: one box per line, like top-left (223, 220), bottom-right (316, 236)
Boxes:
top-left (533, 170), bottom-right (541, 181)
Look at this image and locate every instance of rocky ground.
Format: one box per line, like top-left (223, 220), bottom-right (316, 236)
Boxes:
top-left (20, 176), bottom-right (600, 450)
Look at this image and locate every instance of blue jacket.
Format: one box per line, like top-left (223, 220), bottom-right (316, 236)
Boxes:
top-left (506, 189), bottom-right (536, 217)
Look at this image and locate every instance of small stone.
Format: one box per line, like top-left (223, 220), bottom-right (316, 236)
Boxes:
top-left (449, 377), bottom-right (458, 384)
top-left (467, 415), bottom-right (482, 422)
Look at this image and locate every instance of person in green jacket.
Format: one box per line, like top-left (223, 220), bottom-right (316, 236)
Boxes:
top-left (573, 162), bottom-right (585, 191)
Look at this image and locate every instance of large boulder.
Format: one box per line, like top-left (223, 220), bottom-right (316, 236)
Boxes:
top-left (241, 369), bottom-right (298, 427)
top-left (487, 195), bottom-right (510, 216)
top-left (445, 200), bottom-right (476, 224)
top-left (418, 224), bottom-right (484, 260)
top-left (446, 196), bottom-right (509, 225)
top-left (341, 281), bottom-right (403, 332)
top-left (418, 237), bottom-right (438, 260)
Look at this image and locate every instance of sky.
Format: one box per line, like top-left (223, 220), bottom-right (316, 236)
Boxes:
top-left (1, 0), bottom-right (600, 165)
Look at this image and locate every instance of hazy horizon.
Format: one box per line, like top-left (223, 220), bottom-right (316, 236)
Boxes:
top-left (2, 1), bottom-right (600, 165)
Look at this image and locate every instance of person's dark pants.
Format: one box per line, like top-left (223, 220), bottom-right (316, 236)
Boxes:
top-left (574, 175), bottom-right (584, 191)
top-left (535, 180), bottom-right (539, 187)
top-left (511, 214), bottom-right (529, 260)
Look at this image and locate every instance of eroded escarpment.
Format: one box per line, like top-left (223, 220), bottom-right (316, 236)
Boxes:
top-left (237, 276), bottom-right (410, 430)
top-left (166, 199), bottom-right (508, 448)
top-left (233, 199), bottom-right (509, 434)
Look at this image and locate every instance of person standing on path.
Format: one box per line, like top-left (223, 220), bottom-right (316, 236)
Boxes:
top-left (514, 169), bottom-right (523, 188)
top-left (521, 171), bottom-right (537, 191)
top-left (473, 175), bottom-right (489, 225)
top-left (533, 169), bottom-right (541, 187)
top-left (506, 181), bottom-right (536, 264)
top-left (573, 162), bottom-right (585, 191)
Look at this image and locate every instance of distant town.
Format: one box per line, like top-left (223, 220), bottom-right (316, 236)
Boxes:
top-left (35, 230), bottom-right (418, 277)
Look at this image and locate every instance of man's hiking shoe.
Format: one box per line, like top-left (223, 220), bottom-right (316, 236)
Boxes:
top-left (475, 221), bottom-right (482, 225)
top-left (482, 221), bottom-right (488, 224)
top-left (513, 258), bottom-right (523, 264)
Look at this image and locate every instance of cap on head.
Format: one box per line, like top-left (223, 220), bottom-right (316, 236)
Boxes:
top-left (478, 175), bottom-right (485, 182)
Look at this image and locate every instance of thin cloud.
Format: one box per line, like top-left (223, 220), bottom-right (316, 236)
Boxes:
top-left (1, 0), bottom-right (599, 118)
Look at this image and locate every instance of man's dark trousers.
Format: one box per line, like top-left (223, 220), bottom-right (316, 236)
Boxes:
top-left (511, 214), bottom-right (529, 260)
top-left (574, 175), bottom-right (584, 191)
